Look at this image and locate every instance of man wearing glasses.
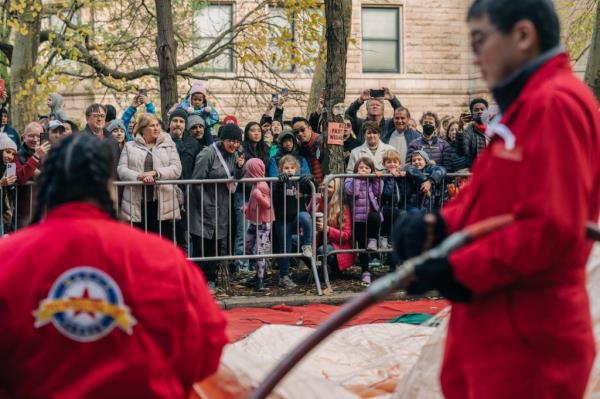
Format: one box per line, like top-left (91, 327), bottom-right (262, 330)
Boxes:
top-left (83, 103), bottom-right (120, 171)
top-left (394, 0), bottom-right (600, 397)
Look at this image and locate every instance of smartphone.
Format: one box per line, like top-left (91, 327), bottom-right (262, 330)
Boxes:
top-left (281, 88), bottom-right (289, 97)
top-left (271, 93), bottom-right (279, 103)
top-left (138, 88), bottom-right (147, 97)
top-left (370, 89), bottom-right (384, 98)
top-left (461, 113), bottom-right (473, 122)
top-left (5, 162), bottom-right (15, 178)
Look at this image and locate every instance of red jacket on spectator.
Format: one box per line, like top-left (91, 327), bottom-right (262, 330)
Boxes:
top-left (0, 202), bottom-right (228, 399)
top-left (299, 132), bottom-right (323, 185)
top-left (309, 197), bottom-right (355, 270)
top-left (441, 53), bottom-right (599, 398)
top-left (15, 144), bottom-right (39, 183)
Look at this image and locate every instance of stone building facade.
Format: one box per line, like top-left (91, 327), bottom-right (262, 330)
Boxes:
top-left (59, 0), bottom-right (587, 126)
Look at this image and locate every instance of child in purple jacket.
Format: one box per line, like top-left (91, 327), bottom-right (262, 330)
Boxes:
top-left (344, 157), bottom-right (383, 285)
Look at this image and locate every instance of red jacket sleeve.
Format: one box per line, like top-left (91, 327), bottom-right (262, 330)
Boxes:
top-left (177, 256), bottom-right (228, 385)
top-left (253, 183), bottom-right (271, 210)
top-left (446, 93), bottom-right (598, 295)
top-left (15, 155), bottom-right (39, 183)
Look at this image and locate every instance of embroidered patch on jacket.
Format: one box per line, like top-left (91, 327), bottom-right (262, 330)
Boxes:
top-left (33, 267), bottom-right (137, 342)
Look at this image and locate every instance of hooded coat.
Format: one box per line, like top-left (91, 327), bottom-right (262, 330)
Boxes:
top-left (178, 82), bottom-right (219, 130)
top-left (48, 93), bottom-right (68, 122)
top-left (343, 177), bottom-right (383, 223)
top-left (440, 51), bottom-right (600, 399)
top-left (117, 132), bottom-right (182, 222)
top-left (267, 131), bottom-right (311, 177)
top-left (244, 158), bottom-right (273, 224)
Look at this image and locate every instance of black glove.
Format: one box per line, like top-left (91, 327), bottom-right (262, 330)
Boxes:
top-left (407, 257), bottom-right (472, 302)
top-left (392, 212), bottom-right (447, 266)
top-left (278, 173), bottom-right (290, 183)
top-left (298, 174), bottom-right (314, 187)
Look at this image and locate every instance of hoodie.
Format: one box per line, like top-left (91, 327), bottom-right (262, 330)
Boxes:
top-left (178, 81), bottom-right (219, 129)
top-left (244, 158), bottom-right (273, 224)
top-left (266, 131), bottom-right (310, 177)
top-left (48, 93), bottom-right (68, 122)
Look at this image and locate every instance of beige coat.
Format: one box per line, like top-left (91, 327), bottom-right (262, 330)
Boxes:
top-left (346, 140), bottom-right (396, 173)
top-left (118, 133), bottom-right (182, 222)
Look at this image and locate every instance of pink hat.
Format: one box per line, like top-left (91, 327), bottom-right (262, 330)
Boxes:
top-left (223, 115), bottom-right (238, 125)
top-left (189, 81), bottom-right (207, 96)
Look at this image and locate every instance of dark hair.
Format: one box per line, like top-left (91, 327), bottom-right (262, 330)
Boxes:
top-left (361, 121), bottom-right (380, 136)
top-left (105, 104), bottom-right (117, 122)
top-left (85, 103), bottom-right (106, 118)
top-left (291, 116), bottom-right (310, 127)
top-left (467, 0), bottom-right (560, 52)
top-left (469, 98), bottom-right (489, 112)
top-left (419, 111), bottom-right (440, 129)
top-left (243, 121), bottom-right (269, 163)
top-left (64, 120), bottom-right (79, 133)
top-left (31, 134), bottom-right (117, 223)
top-left (394, 106), bottom-right (411, 119)
top-left (354, 156), bottom-right (375, 173)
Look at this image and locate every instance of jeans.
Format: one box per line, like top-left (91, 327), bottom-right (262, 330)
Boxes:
top-left (274, 211), bottom-right (312, 277)
top-left (232, 191), bottom-right (249, 269)
top-left (317, 244), bottom-right (341, 279)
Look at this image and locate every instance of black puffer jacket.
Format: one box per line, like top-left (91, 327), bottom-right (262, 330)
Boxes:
top-left (456, 122), bottom-right (487, 168)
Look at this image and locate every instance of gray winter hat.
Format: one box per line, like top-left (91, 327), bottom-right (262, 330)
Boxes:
top-left (412, 149), bottom-right (431, 164)
top-left (106, 119), bottom-right (126, 133)
top-left (0, 133), bottom-right (17, 152)
top-left (186, 114), bottom-right (205, 130)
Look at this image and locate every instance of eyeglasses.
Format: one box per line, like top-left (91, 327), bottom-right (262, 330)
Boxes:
top-left (293, 127), bottom-right (306, 135)
top-left (90, 113), bottom-right (106, 119)
top-left (470, 28), bottom-right (499, 55)
top-left (190, 125), bottom-right (204, 130)
top-left (223, 139), bottom-right (240, 145)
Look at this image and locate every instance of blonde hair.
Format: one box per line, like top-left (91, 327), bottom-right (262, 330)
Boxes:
top-left (278, 154), bottom-right (300, 171)
top-left (382, 149), bottom-right (401, 164)
top-left (327, 178), bottom-right (346, 228)
top-left (133, 113), bottom-right (159, 136)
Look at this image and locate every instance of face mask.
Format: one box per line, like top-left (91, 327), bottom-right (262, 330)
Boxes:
top-left (422, 124), bottom-right (435, 136)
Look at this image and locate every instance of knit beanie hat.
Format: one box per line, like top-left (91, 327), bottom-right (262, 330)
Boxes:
top-left (219, 123), bottom-right (243, 142)
top-left (169, 108), bottom-right (188, 124)
top-left (105, 104), bottom-right (117, 122)
top-left (0, 133), bottom-right (17, 152)
top-left (106, 119), bottom-right (126, 133)
top-left (412, 149), bottom-right (431, 164)
top-left (186, 114), bottom-right (205, 130)
top-left (190, 81), bottom-right (207, 96)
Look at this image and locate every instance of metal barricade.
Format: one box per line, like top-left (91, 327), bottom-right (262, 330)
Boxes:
top-left (319, 172), bottom-right (471, 286)
top-left (113, 177), bottom-right (324, 295)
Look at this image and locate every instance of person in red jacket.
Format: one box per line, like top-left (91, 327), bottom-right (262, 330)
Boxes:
top-left (394, 1), bottom-right (600, 398)
top-left (0, 134), bottom-right (228, 399)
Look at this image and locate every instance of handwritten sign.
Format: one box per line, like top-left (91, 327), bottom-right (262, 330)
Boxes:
top-left (327, 122), bottom-right (344, 145)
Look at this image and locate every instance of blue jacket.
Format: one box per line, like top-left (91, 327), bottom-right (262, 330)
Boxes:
top-left (404, 164), bottom-right (447, 211)
top-left (179, 96), bottom-right (219, 128)
top-left (121, 102), bottom-right (156, 141)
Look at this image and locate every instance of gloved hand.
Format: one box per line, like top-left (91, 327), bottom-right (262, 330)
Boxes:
top-left (298, 174), bottom-right (314, 187)
top-left (392, 212), bottom-right (447, 266)
top-left (407, 257), bottom-right (472, 302)
top-left (278, 173), bottom-right (290, 183)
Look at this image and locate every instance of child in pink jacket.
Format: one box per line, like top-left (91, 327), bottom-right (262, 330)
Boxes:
top-left (244, 158), bottom-right (274, 291)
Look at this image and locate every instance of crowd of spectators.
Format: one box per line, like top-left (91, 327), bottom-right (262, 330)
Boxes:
top-left (0, 84), bottom-right (493, 291)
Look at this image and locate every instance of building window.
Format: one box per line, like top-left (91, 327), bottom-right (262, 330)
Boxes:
top-left (193, 4), bottom-right (234, 72)
top-left (361, 7), bottom-right (400, 73)
top-left (268, 6), bottom-right (294, 72)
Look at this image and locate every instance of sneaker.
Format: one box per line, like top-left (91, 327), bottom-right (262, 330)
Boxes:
top-left (278, 275), bottom-right (297, 289)
top-left (380, 236), bottom-right (391, 249)
top-left (207, 281), bottom-right (216, 292)
top-left (367, 239), bottom-right (378, 251)
top-left (361, 272), bottom-right (372, 286)
top-left (301, 245), bottom-right (313, 258)
top-left (255, 278), bottom-right (265, 292)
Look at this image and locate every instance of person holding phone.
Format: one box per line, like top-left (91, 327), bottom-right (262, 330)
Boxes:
top-left (456, 97), bottom-right (489, 169)
top-left (121, 90), bottom-right (157, 141)
top-left (0, 133), bottom-right (17, 233)
top-left (345, 87), bottom-right (402, 143)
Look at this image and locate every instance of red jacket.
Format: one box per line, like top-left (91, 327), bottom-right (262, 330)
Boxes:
top-left (300, 133), bottom-right (324, 185)
top-left (245, 182), bottom-right (274, 224)
top-left (440, 53), bottom-right (600, 398)
top-left (0, 202), bottom-right (228, 399)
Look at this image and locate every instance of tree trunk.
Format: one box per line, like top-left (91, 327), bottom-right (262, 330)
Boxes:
top-left (155, 0), bottom-right (178, 126)
top-left (9, 1), bottom-right (41, 133)
top-left (586, 0), bottom-right (600, 101)
top-left (306, 44), bottom-right (326, 116)
top-left (323, 0), bottom-right (352, 174)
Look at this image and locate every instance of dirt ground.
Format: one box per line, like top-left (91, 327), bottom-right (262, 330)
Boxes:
top-left (213, 255), bottom-right (392, 299)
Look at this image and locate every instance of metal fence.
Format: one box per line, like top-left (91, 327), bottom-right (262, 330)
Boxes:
top-left (1, 172), bottom-right (470, 295)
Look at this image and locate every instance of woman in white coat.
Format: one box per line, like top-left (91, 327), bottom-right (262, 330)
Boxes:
top-left (118, 113), bottom-right (182, 241)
